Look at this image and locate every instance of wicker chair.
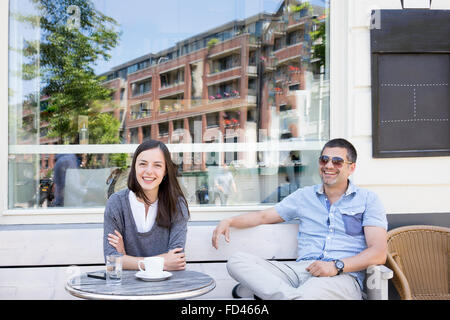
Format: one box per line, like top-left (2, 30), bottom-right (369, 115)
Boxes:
top-left (386, 225), bottom-right (450, 300)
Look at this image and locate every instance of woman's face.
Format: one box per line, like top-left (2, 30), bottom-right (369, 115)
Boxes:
top-left (135, 147), bottom-right (166, 199)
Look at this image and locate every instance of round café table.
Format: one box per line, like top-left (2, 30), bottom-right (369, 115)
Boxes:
top-left (65, 269), bottom-right (216, 300)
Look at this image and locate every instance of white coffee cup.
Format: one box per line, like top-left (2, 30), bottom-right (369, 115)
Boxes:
top-left (138, 256), bottom-right (164, 276)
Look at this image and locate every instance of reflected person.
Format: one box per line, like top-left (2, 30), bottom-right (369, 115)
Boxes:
top-left (52, 153), bottom-right (80, 207)
top-left (104, 139), bottom-right (190, 271)
top-left (212, 138), bottom-right (387, 300)
top-left (213, 163), bottom-right (237, 205)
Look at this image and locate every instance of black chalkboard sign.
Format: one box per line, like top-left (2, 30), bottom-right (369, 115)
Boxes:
top-left (371, 10), bottom-right (450, 158)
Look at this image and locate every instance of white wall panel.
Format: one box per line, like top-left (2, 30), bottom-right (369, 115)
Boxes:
top-left (431, 0), bottom-right (450, 9)
top-left (351, 30), bottom-right (371, 88)
top-left (352, 90), bottom-right (372, 137)
top-left (0, 224), bottom-right (298, 267)
top-left (350, 0), bottom-right (402, 28)
top-left (346, 0), bottom-right (450, 214)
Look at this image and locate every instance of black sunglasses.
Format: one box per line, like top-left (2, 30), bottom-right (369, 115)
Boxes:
top-left (319, 155), bottom-right (353, 167)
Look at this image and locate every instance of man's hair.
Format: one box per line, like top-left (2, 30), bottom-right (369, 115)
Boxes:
top-left (321, 138), bottom-right (357, 163)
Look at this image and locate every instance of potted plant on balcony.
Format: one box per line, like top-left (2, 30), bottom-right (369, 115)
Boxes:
top-left (231, 90), bottom-right (239, 97)
top-left (215, 93), bottom-right (222, 99)
top-left (289, 2), bottom-right (311, 13)
top-left (207, 38), bottom-right (219, 50)
top-left (288, 65), bottom-right (300, 73)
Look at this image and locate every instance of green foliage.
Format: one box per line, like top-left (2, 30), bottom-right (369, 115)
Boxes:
top-left (310, 18), bottom-right (326, 67)
top-left (108, 153), bottom-right (128, 170)
top-left (289, 2), bottom-right (311, 13)
top-left (20, 0), bottom-right (120, 142)
top-left (88, 113), bottom-right (120, 144)
top-left (207, 38), bottom-right (219, 50)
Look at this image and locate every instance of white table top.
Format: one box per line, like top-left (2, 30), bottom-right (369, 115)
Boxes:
top-left (65, 269), bottom-right (216, 300)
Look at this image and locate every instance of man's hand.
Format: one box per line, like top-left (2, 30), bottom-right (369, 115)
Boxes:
top-left (212, 219), bottom-right (231, 249)
top-left (306, 261), bottom-right (339, 277)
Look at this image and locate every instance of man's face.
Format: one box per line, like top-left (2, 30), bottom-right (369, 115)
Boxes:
top-left (319, 147), bottom-right (355, 188)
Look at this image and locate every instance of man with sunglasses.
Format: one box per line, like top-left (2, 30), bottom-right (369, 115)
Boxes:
top-left (212, 138), bottom-right (387, 299)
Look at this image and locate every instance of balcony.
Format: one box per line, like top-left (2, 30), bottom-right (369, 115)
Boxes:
top-left (261, 55), bottom-right (277, 72)
top-left (246, 95), bottom-right (257, 104)
top-left (208, 90), bottom-right (240, 103)
top-left (130, 109), bottom-right (151, 120)
top-left (159, 66), bottom-right (185, 94)
top-left (131, 81), bottom-right (152, 98)
top-left (287, 10), bottom-right (310, 30)
top-left (159, 99), bottom-right (185, 114)
top-left (208, 65), bottom-right (241, 76)
top-left (273, 42), bottom-right (303, 65)
top-left (247, 66), bottom-right (257, 76)
top-left (129, 99), bottom-right (151, 119)
top-left (272, 21), bottom-right (286, 37)
top-left (207, 67), bottom-right (241, 87)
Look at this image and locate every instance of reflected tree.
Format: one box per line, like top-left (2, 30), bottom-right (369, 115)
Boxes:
top-left (18, 0), bottom-right (121, 144)
top-left (310, 16), bottom-right (326, 69)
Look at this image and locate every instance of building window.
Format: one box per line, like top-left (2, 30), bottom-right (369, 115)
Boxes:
top-left (6, 0), bottom-right (330, 216)
top-left (209, 54), bottom-right (240, 74)
top-left (142, 125), bottom-right (151, 140)
top-left (287, 29), bottom-right (302, 46)
top-left (160, 93), bottom-right (184, 114)
top-left (206, 112), bottom-right (220, 129)
top-left (274, 36), bottom-right (285, 51)
top-left (208, 79), bottom-right (240, 101)
top-left (158, 122), bottom-right (169, 137)
top-left (160, 68), bottom-right (185, 89)
top-left (130, 102), bottom-right (151, 120)
top-left (131, 78), bottom-right (152, 97)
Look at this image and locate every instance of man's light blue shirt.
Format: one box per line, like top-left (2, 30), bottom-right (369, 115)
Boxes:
top-left (275, 180), bottom-right (387, 289)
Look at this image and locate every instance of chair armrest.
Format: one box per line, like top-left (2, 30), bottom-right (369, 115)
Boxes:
top-left (365, 264), bottom-right (393, 300)
top-left (386, 253), bottom-right (412, 300)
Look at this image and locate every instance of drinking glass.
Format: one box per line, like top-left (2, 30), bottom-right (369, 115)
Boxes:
top-left (106, 254), bottom-right (123, 285)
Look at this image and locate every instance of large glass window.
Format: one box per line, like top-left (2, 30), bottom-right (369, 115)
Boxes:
top-left (8, 0), bottom-right (330, 211)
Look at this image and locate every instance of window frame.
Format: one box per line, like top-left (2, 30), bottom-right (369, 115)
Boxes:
top-left (1, 0), bottom-right (346, 225)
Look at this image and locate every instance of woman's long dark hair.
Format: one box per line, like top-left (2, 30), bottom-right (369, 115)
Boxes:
top-left (128, 139), bottom-right (189, 228)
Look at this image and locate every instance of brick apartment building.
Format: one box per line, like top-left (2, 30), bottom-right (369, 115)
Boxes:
top-left (99, 4), bottom-right (325, 172)
top-left (33, 2), bottom-right (326, 178)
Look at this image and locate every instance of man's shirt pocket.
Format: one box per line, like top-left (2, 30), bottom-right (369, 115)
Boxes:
top-left (339, 206), bottom-right (365, 236)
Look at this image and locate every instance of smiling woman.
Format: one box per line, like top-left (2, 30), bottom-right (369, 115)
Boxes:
top-left (104, 139), bottom-right (190, 271)
top-left (128, 139), bottom-right (188, 228)
top-left (134, 149), bottom-right (166, 202)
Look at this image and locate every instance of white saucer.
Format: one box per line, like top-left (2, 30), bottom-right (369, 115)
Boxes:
top-left (135, 271), bottom-right (172, 282)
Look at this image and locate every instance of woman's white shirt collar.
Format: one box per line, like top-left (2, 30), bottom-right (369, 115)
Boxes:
top-left (129, 190), bottom-right (158, 233)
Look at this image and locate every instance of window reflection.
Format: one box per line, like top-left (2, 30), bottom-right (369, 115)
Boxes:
top-left (8, 0), bottom-right (329, 210)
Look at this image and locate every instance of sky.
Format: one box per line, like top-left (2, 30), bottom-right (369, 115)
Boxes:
top-left (92, 0), bottom-right (327, 75)
top-left (92, 0), bottom-right (281, 74)
top-left (8, 0), bottom-right (327, 103)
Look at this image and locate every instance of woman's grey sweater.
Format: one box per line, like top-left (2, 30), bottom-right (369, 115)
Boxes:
top-left (103, 188), bottom-right (189, 260)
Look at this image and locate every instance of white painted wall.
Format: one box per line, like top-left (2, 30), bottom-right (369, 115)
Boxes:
top-left (332, 0), bottom-right (450, 215)
top-left (0, 224), bottom-right (298, 267)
